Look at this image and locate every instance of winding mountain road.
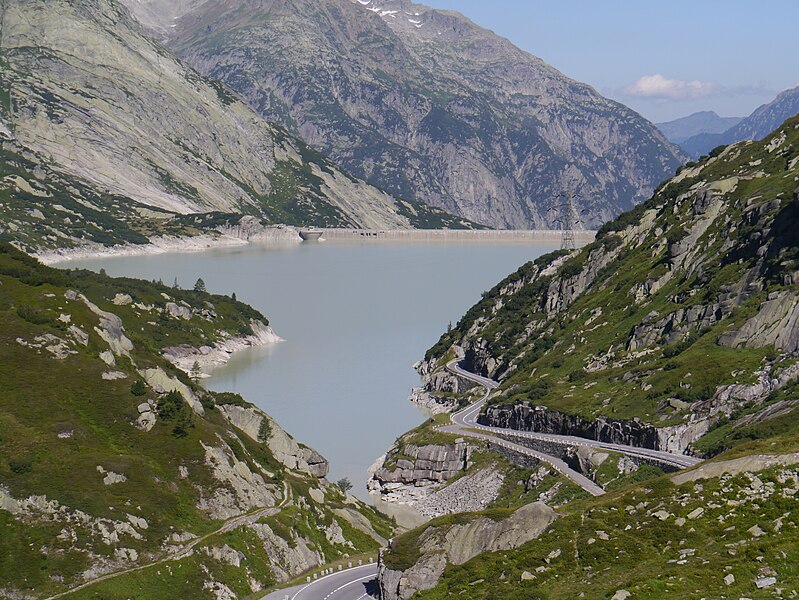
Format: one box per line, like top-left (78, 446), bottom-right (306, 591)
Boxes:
top-left (265, 361), bottom-right (705, 599)
top-left (442, 360), bottom-right (702, 487)
top-left (282, 564), bottom-right (378, 600)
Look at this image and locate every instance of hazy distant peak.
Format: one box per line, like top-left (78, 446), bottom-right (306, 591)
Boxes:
top-left (656, 111), bottom-right (743, 145)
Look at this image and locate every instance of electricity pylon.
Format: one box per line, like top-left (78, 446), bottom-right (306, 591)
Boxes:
top-left (549, 187), bottom-right (584, 250)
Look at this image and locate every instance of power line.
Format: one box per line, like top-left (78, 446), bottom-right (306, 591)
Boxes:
top-left (548, 187), bottom-right (585, 250)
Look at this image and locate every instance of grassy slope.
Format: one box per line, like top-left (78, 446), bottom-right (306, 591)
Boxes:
top-left (0, 244), bottom-right (392, 598)
top-left (380, 117), bottom-right (799, 598)
top-left (426, 116), bottom-right (799, 432)
top-left (416, 464), bottom-right (799, 599)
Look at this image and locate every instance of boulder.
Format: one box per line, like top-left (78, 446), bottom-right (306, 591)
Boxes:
top-left (165, 302), bottom-right (192, 320)
top-left (141, 367), bottom-right (204, 416)
top-left (218, 404), bottom-right (329, 478)
top-left (112, 293), bottom-right (133, 306)
top-left (379, 502), bottom-right (557, 599)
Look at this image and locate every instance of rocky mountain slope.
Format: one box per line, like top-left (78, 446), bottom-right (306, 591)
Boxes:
top-left (391, 453), bottom-right (799, 598)
top-left (657, 111), bottom-right (742, 145)
top-left (133, 0), bottom-right (685, 229)
top-left (0, 0), bottom-right (473, 256)
top-left (682, 85), bottom-right (799, 158)
top-left (0, 243), bottom-right (392, 599)
top-left (420, 114), bottom-right (799, 458)
top-left (376, 116), bottom-right (799, 599)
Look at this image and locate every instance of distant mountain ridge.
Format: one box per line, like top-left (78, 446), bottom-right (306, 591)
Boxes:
top-left (127, 0), bottom-right (686, 230)
top-left (656, 111), bottom-right (742, 144)
top-left (0, 0), bottom-right (474, 255)
top-left (681, 85), bottom-right (799, 158)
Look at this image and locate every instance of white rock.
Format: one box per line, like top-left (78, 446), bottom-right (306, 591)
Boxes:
top-left (748, 525), bottom-right (766, 538)
top-left (136, 411), bottom-right (156, 432)
top-left (68, 325), bottom-right (89, 346)
top-left (141, 367), bottom-right (204, 416)
top-left (102, 371), bottom-right (128, 380)
top-left (127, 514), bottom-right (148, 530)
top-left (97, 466), bottom-right (127, 485)
top-left (755, 576), bottom-right (777, 589)
top-left (112, 293), bottom-right (133, 306)
top-left (612, 591), bottom-right (631, 600)
top-left (687, 507), bottom-right (704, 519)
top-left (724, 574), bottom-right (735, 586)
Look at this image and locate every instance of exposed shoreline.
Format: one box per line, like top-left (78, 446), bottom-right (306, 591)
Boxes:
top-left (34, 226), bottom-right (302, 266)
top-left (320, 228), bottom-right (597, 244)
top-left (36, 227), bottom-right (595, 266)
top-left (163, 320), bottom-right (284, 378)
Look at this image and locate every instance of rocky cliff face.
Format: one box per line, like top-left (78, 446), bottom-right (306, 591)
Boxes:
top-left (136, 0), bottom-right (684, 229)
top-left (368, 442), bottom-right (471, 506)
top-left (481, 403), bottom-right (661, 449)
top-left (421, 115), bottom-right (799, 457)
top-left (0, 0), bottom-right (473, 254)
top-left (378, 502), bottom-right (557, 600)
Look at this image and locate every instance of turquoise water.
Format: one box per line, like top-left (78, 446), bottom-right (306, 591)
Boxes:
top-left (67, 240), bottom-right (556, 497)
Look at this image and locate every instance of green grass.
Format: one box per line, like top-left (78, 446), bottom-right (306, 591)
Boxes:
top-left (0, 244), bottom-right (393, 597)
top-left (424, 114), bottom-right (799, 433)
top-left (413, 462), bottom-right (799, 599)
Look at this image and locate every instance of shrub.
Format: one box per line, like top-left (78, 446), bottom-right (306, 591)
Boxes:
top-left (676, 384), bottom-right (716, 403)
top-left (130, 380), bottom-right (147, 397)
top-left (336, 478), bottom-right (353, 493)
top-left (666, 225), bottom-right (688, 246)
top-left (10, 460), bottom-right (32, 474)
top-left (157, 390), bottom-right (185, 420)
top-left (258, 418), bottom-right (272, 443)
top-left (16, 304), bottom-right (54, 325)
top-left (568, 369), bottom-right (587, 382)
top-left (213, 392), bottom-right (249, 407)
top-left (157, 390), bottom-right (194, 437)
top-left (662, 332), bottom-right (698, 358)
top-left (560, 256), bottom-right (585, 279)
top-left (527, 379), bottom-right (551, 401)
top-left (709, 144), bottom-right (728, 158)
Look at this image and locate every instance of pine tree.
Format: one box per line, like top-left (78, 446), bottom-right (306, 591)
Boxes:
top-left (190, 360), bottom-right (202, 382)
top-left (194, 278), bottom-right (206, 293)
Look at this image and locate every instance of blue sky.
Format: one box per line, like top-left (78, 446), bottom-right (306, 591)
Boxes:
top-left (429, 0), bottom-right (799, 123)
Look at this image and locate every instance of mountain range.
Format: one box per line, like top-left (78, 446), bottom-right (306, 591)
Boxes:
top-left (0, 0), bottom-right (474, 256)
top-left (656, 111), bottom-right (743, 145)
top-left (679, 85), bottom-right (799, 158)
top-left (124, 0), bottom-right (685, 230)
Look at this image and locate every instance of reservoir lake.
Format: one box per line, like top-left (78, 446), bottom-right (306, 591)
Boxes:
top-left (67, 240), bottom-right (557, 498)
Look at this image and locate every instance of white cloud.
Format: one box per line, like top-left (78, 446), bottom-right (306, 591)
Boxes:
top-left (623, 74), bottom-right (719, 100)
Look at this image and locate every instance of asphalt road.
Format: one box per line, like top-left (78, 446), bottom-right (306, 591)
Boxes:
top-left (445, 360), bottom-right (702, 471)
top-left (287, 564), bottom-right (379, 600)
top-left (266, 360), bottom-right (705, 597)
